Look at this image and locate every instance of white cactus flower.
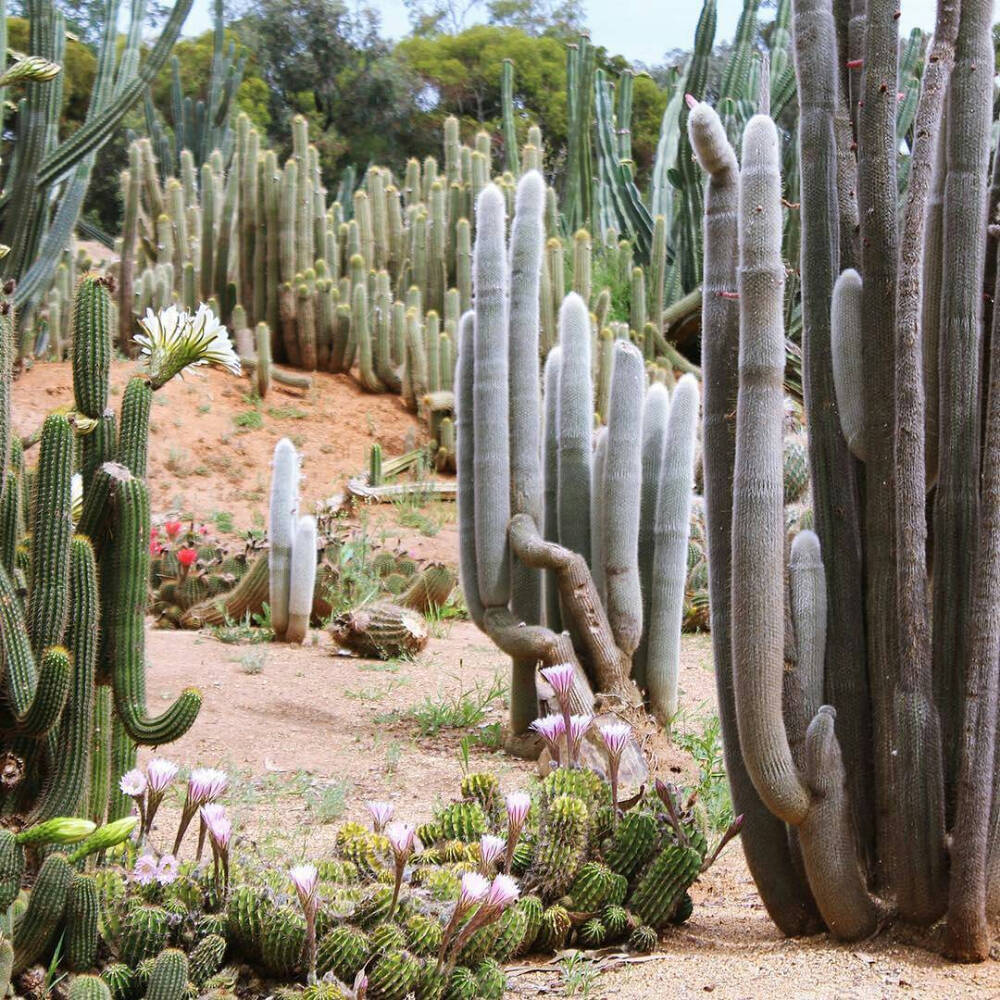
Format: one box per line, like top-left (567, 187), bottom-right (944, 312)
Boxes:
top-left (135, 303), bottom-right (240, 389)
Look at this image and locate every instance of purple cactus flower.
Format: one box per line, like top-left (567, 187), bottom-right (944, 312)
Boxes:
top-left (458, 871), bottom-right (490, 907)
top-left (541, 664), bottom-right (577, 756)
top-left (530, 714), bottom-right (565, 764)
top-left (366, 800), bottom-right (395, 832)
top-left (386, 822), bottom-right (416, 919)
top-left (144, 758), bottom-right (178, 794)
top-left (567, 713), bottom-right (593, 768)
top-left (478, 834), bottom-right (505, 875)
top-left (290, 863), bottom-right (319, 911)
top-left (599, 720), bottom-right (631, 822)
top-left (540, 663), bottom-right (575, 704)
top-left (187, 767), bottom-right (228, 806)
top-left (504, 791), bottom-right (531, 872)
top-left (174, 767), bottom-right (228, 856)
top-left (485, 874), bottom-right (520, 911)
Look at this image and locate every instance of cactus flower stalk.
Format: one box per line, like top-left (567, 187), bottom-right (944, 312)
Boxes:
top-left (290, 863), bottom-right (319, 983)
top-left (598, 720), bottom-right (632, 823)
top-left (504, 791), bottom-right (530, 872)
top-left (386, 821), bottom-right (416, 918)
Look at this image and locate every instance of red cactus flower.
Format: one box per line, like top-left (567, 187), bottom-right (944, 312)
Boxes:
top-left (150, 526), bottom-right (160, 538)
top-left (149, 539), bottom-right (165, 556)
top-left (177, 547), bottom-right (197, 568)
top-left (165, 520), bottom-right (183, 539)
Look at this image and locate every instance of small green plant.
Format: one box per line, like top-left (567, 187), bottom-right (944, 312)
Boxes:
top-left (674, 710), bottom-right (734, 832)
top-left (384, 741), bottom-right (404, 775)
top-left (237, 649), bottom-right (266, 675)
top-left (381, 672), bottom-right (507, 736)
top-left (267, 405), bottom-right (308, 420)
top-left (212, 510), bottom-right (236, 534)
top-left (560, 951), bottom-right (600, 997)
top-left (305, 780), bottom-right (349, 823)
top-left (233, 408), bottom-right (263, 429)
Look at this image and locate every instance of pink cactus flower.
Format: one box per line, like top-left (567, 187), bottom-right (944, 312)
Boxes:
top-left (530, 714), bottom-right (565, 764)
top-left (478, 834), bottom-right (505, 874)
top-left (386, 822), bottom-right (416, 863)
top-left (119, 768), bottom-right (147, 798)
top-left (289, 863), bottom-right (319, 910)
top-left (458, 871), bottom-right (490, 907)
top-left (156, 854), bottom-right (179, 885)
top-left (506, 791), bottom-right (530, 828)
top-left (485, 874), bottom-right (520, 911)
top-left (540, 663), bottom-right (575, 703)
top-left (366, 800), bottom-right (394, 832)
top-left (187, 767), bottom-right (228, 806)
top-left (144, 758), bottom-right (178, 794)
top-left (132, 853), bottom-right (159, 886)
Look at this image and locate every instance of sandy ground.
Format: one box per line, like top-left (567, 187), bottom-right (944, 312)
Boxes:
top-left (14, 361), bottom-right (1000, 997)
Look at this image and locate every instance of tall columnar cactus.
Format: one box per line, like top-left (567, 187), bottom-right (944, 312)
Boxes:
top-left (268, 438), bottom-right (300, 640)
top-left (0, 275), bottom-right (218, 827)
top-left (692, 0), bottom-right (1000, 959)
top-left (458, 177), bottom-right (698, 742)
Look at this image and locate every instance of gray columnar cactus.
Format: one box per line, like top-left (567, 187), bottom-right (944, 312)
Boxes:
top-left (644, 374), bottom-right (698, 724)
top-left (457, 175), bottom-right (698, 744)
top-left (692, 0), bottom-right (1000, 959)
top-left (268, 438), bottom-right (300, 640)
top-left (285, 515), bottom-right (317, 645)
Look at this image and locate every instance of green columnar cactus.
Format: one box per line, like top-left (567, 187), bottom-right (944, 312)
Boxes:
top-left (109, 477), bottom-right (201, 745)
top-left (269, 438), bottom-right (300, 639)
top-left (355, 280), bottom-right (384, 392)
top-left (118, 157), bottom-right (140, 348)
top-left (27, 412), bottom-right (73, 657)
top-left (65, 872), bottom-right (99, 971)
top-left (69, 976), bottom-right (111, 1000)
top-left (12, 853), bottom-right (72, 973)
top-left (143, 949), bottom-right (189, 1000)
top-left (571, 230), bottom-right (591, 305)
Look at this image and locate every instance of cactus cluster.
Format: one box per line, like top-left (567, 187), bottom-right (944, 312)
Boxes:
top-left (692, 0), bottom-right (1000, 960)
top-left (457, 172), bottom-right (700, 738)
top-left (0, 0), bottom-right (195, 321)
top-left (0, 276), bottom-right (216, 830)
top-left (9, 746), bottom-right (735, 998)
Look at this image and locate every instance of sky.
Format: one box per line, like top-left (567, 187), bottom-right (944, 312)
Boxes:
top-left (182, 0), bottom-right (946, 66)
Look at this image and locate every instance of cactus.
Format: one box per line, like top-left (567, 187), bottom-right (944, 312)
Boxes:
top-left (286, 515), bottom-right (317, 644)
top-left (685, 0), bottom-right (1000, 955)
top-left (144, 949), bottom-right (189, 1000)
top-left (268, 438), bottom-right (300, 639)
top-left (457, 178), bottom-right (696, 734)
top-left (12, 853), bottom-right (72, 973)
